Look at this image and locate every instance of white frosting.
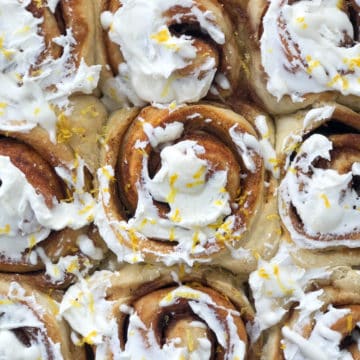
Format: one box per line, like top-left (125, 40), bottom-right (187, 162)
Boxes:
top-left (0, 282), bottom-right (62, 360)
top-left (261, 0), bottom-right (360, 101)
top-left (159, 286), bottom-right (245, 359)
top-left (0, 155), bottom-right (52, 258)
top-left (60, 271), bottom-right (118, 355)
top-left (77, 235), bottom-right (104, 261)
top-left (0, 0), bottom-right (100, 140)
top-left (248, 244), bottom-right (329, 339)
top-left (130, 140), bottom-right (231, 248)
top-left (279, 134), bottom-right (360, 248)
top-left (121, 311), bottom-right (212, 360)
top-left (281, 105), bottom-right (336, 171)
top-left (37, 248), bottom-right (94, 284)
top-left (101, 0), bottom-right (225, 104)
top-left (302, 105), bottom-right (336, 130)
top-left (0, 155), bottom-right (96, 264)
top-left (229, 125), bottom-right (261, 173)
top-left (282, 306), bottom-right (355, 360)
top-left (61, 278), bottom-right (246, 360)
top-left (254, 115), bottom-right (279, 178)
top-left (142, 121), bottom-right (184, 147)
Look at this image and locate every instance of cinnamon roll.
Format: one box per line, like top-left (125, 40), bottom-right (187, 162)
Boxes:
top-left (0, 275), bottom-right (85, 359)
top-left (261, 267), bottom-right (360, 360)
top-left (96, 103), bottom-right (280, 272)
top-left (60, 264), bottom-right (257, 359)
top-left (248, 244), bottom-right (330, 340)
top-left (276, 103), bottom-right (360, 267)
top-left (95, 0), bottom-right (243, 107)
top-left (243, 0), bottom-right (360, 114)
top-left (0, 0), bottom-right (101, 140)
top-left (0, 120), bottom-right (107, 288)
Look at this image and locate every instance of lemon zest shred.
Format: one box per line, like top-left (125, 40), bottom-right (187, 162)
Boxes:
top-left (0, 224), bottom-right (10, 235)
top-left (319, 193), bottom-right (331, 208)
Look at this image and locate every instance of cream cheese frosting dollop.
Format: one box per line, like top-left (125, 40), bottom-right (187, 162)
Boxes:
top-left (132, 139), bottom-right (231, 239)
top-left (101, 0), bottom-right (225, 104)
top-left (97, 140), bottom-right (231, 264)
top-left (279, 134), bottom-right (360, 248)
top-left (60, 271), bottom-right (117, 356)
top-left (261, 0), bottom-right (360, 102)
top-left (0, 0), bottom-right (101, 141)
top-left (0, 155), bottom-right (96, 262)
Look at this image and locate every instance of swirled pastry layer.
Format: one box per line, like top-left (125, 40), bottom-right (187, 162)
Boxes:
top-left (261, 0), bottom-right (360, 102)
top-left (258, 267), bottom-right (360, 360)
top-left (0, 125), bottom-right (107, 287)
top-left (97, 0), bottom-right (242, 106)
top-left (60, 264), bottom-right (256, 359)
top-left (0, 276), bottom-right (85, 360)
top-left (0, 0), bottom-right (100, 139)
top-left (277, 103), bottom-right (360, 250)
top-left (96, 104), bottom-right (280, 271)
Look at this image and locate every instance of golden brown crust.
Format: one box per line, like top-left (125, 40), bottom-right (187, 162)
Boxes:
top-left (60, 0), bottom-right (97, 67)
